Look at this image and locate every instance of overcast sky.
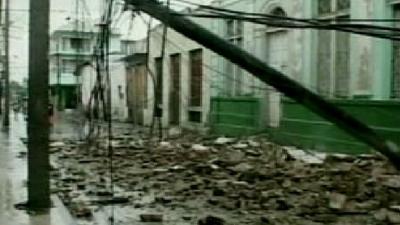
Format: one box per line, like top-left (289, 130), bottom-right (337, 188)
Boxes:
top-left (9, 0), bottom-right (212, 82)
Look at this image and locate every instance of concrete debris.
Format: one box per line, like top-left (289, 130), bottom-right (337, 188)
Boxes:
top-left (50, 141), bottom-right (66, 148)
top-left (192, 144), bottom-right (210, 151)
top-left (231, 162), bottom-right (253, 173)
top-left (390, 205), bottom-right (400, 212)
top-left (284, 147), bottom-right (325, 164)
top-left (50, 129), bottom-right (400, 225)
top-left (232, 143), bottom-right (248, 149)
top-left (140, 213), bottom-right (163, 222)
top-left (198, 215), bottom-right (225, 225)
top-left (168, 127), bottom-right (182, 138)
top-left (129, 140), bottom-right (144, 149)
top-left (383, 176), bottom-right (400, 189)
top-left (374, 208), bottom-right (400, 224)
top-left (214, 137), bottom-right (234, 145)
top-left (247, 140), bottom-right (260, 147)
top-left (328, 192), bottom-right (347, 210)
top-left (159, 141), bottom-right (172, 149)
top-left (388, 211), bottom-right (400, 224)
top-left (245, 149), bottom-right (261, 157)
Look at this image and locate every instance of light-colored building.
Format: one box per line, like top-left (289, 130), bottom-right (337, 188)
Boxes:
top-left (206, 0), bottom-right (400, 153)
top-left (50, 19), bottom-right (129, 121)
top-left (124, 16), bottom-right (213, 130)
top-left (49, 20), bottom-right (97, 110)
top-left (79, 53), bottom-right (128, 121)
top-left (78, 38), bottom-right (129, 122)
top-left (119, 0), bottom-right (399, 153)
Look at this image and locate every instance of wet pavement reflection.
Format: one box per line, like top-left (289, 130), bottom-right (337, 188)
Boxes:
top-left (0, 113), bottom-right (75, 225)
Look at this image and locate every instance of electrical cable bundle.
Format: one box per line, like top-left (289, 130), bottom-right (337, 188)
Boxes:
top-left (167, 0), bottom-right (400, 41)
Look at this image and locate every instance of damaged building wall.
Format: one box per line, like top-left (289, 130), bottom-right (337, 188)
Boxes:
top-left (142, 16), bottom-right (212, 130)
top-left (275, 0), bottom-right (400, 153)
top-left (79, 54), bottom-right (128, 122)
top-left (117, 0), bottom-right (399, 153)
top-left (206, 0), bottom-right (400, 154)
top-left (208, 0), bottom-right (306, 133)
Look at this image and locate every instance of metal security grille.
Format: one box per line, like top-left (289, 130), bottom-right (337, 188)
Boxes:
top-left (155, 57), bottom-right (163, 104)
top-left (224, 19), bottom-right (243, 96)
top-left (316, 0), bottom-right (350, 98)
top-left (393, 5), bottom-right (400, 98)
top-left (189, 49), bottom-right (203, 107)
top-left (334, 16), bottom-right (350, 97)
top-left (317, 30), bottom-right (333, 97)
top-left (169, 53), bottom-right (181, 125)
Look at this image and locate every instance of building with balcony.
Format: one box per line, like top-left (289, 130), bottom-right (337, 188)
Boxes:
top-left (49, 19), bottom-right (121, 110)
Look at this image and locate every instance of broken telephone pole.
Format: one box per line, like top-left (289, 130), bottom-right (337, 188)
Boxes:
top-left (0, 0), bottom-right (3, 116)
top-left (2, 0), bottom-right (9, 127)
top-left (126, 0), bottom-right (400, 168)
top-left (27, 0), bottom-right (51, 209)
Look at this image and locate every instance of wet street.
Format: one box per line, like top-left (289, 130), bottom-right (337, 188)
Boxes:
top-left (0, 113), bottom-right (76, 225)
top-left (2, 112), bottom-right (400, 225)
top-left (49, 114), bottom-right (400, 225)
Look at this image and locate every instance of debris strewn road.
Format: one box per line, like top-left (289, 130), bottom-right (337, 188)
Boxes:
top-left (50, 128), bottom-right (400, 225)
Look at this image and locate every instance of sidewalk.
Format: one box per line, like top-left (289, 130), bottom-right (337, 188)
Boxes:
top-left (0, 113), bottom-right (76, 225)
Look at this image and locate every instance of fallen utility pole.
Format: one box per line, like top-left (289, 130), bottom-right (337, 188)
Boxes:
top-left (27, 0), bottom-right (50, 209)
top-left (126, 0), bottom-right (400, 168)
top-left (2, 0), bottom-right (9, 127)
top-left (0, 0), bottom-right (3, 115)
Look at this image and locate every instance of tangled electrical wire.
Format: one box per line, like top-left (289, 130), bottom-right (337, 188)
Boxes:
top-left (84, 1), bottom-right (117, 224)
top-left (166, 0), bottom-right (400, 41)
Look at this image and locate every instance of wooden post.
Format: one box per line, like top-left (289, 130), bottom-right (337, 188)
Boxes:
top-left (0, 0), bottom-right (3, 115)
top-left (27, 0), bottom-right (51, 209)
top-left (2, 0), bottom-right (9, 127)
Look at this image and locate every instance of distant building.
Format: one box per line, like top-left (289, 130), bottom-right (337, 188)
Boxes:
top-left (49, 20), bottom-right (97, 110)
top-left (76, 26), bottom-right (129, 121)
top-left (49, 19), bottom-right (127, 122)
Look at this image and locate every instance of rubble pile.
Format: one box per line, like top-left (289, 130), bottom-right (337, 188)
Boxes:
top-left (50, 131), bottom-right (400, 225)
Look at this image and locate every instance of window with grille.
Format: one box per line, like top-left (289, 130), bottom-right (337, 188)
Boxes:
top-left (318, 0), bottom-right (332, 15)
top-left (189, 49), bottom-right (203, 107)
top-left (62, 38), bottom-right (69, 51)
top-left (70, 38), bottom-right (90, 52)
top-left (224, 19), bottom-right (244, 96)
top-left (393, 4), bottom-right (400, 98)
top-left (61, 59), bottom-right (79, 73)
top-left (169, 53), bottom-right (181, 125)
top-left (316, 0), bottom-right (350, 98)
top-left (155, 57), bottom-right (163, 104)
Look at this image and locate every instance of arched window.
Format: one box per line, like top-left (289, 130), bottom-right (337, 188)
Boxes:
top-left (266, 6), bottom-right (288, 29)
top-left (270, 7), bottom-right (286, 17)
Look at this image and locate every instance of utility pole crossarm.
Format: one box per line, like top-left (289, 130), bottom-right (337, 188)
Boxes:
top-left (126, 0), bottom-right (400, 168)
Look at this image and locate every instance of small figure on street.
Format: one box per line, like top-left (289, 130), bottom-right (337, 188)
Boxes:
top-left (48, 103), bottom-right (54, 125)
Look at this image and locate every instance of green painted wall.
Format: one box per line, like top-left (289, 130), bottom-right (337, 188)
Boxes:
top-left (210, 97), bottom-right (262, 136)
top-left (270, 99), bottom-right (400, 154)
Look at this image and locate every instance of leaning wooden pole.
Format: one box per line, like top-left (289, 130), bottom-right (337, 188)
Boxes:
top-left (0, 0), bottom-right (3, 116)
top-left (126, 0), bottom-right (400, 167)
top-left (27, 0), bottom-right (51, 209)
top-left (2, 0), bottom-right (10, 127)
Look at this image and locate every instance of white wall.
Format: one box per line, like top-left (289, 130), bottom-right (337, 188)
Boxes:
top-left (109, 55), bottom-right (128, 120)
top-left (80, 55), bottom-right (128, 121)
top-left (144, 17), bottom-right (212, 129)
